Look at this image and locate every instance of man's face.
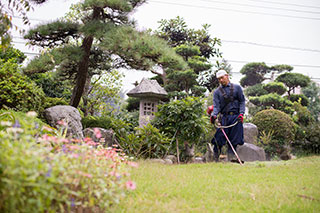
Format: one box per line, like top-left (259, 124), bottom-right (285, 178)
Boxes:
top-left (218, 74), bottom-right (229, 86)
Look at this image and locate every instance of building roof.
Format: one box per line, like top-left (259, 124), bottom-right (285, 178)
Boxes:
top-left (127, 78), bottom-right (168, 99)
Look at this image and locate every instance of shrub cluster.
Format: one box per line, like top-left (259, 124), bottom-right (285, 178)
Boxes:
top-left (0, 111), bottom-right (137, 212)
top-left (0, 59), bottom-right (45, 113)
top-left (82, 115), bottom-right (171, 159)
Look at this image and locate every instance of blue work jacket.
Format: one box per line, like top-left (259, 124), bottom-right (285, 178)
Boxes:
top-left (212, 83), bottom-right (245, 117)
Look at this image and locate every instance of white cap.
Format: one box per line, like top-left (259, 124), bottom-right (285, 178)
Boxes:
top-left (216, 70), bottom-right (228, 78)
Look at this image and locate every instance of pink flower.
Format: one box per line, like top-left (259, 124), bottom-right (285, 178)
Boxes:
top-left (82, 173), bottom-right (92, 178)
top-left (127, 162), bottom-right (139, 168)
top-left (57, 120), bottom-right (67, 126)
top-left (76, 171), bottom-right (92, 178)
top-left (93, 128), bottom-right (102, 139)
top-left (125, 181), bottom-right (136, 190)
top-left (71, 153), bottom-right (79, 158)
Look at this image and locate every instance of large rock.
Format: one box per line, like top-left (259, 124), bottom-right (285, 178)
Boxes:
top-left (243, 123), bottom-right (258, 144)
top-left (44, 105), bottom-right (83, 139)
top-left (236, 143), bottom-right (266, 162)
top-left (83, 127), bottom-right (116, 147)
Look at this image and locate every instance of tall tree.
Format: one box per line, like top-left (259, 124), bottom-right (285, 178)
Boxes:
top-left (240, 62), bottom-right (293, 87)
top-left (276, 72), bottom-right (311, 97)
top-left (153, 16), bottom-right (222, 97)
top-left (24, 0), bottom-right (186, 108)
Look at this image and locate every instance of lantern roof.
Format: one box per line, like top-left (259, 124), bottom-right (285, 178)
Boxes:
top-left (127, 78), bottom-right (168, 99)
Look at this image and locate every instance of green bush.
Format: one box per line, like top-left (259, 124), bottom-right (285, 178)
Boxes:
top-left (82, 115), bottom-right (114, 130)
top-left (293, 124), bottom-right (320, 154)
top-left (262, 82), bottom-right (287, 95)
top-left (115, 110), bottom-right (139, 131)
top-left (82, 115), bottom-right (170, 158)
top-left (28, 72), bottom-right (72, 99)
top-left (118, 124), bottom-right (171, 159)
top-left (0, 59), bottom-right (45, 113)
top-left (0, 111), bottom-right (136, 212)
top-left (249, 93), bottom-right (294, 115)
top-left (252, 109), bottom-right (296, 156)
top-left (244, 84), bottom-right (268, 97)
top-left (287, 94), bottom-right (309, 107)
top-left (43, 97), bottom-right (68, 109)
top-left (125, 97), bottom-right (140, 112)
top-left (292, 102), bottom-right (314, 126)
top-left (291, 102), bottom-right (320, 154)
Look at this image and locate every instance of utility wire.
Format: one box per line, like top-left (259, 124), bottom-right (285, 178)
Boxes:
top-left (150, 0), bottom-right (320, 21)
top-left (217, 59), bottom-right (320, 68)
top-left (200, 0), bottom-right (320, 14)
top-left (221, 40), bottom-right (320, 53)
top-left (246, 0), bottom-right (320, 10)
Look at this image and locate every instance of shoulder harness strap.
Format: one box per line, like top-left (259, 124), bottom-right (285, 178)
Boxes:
top-left (219, 83), bottom-right (234, 102)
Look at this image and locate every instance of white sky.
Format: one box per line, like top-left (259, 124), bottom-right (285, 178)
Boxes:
top-left (11, 0), bottom-right (320, 93)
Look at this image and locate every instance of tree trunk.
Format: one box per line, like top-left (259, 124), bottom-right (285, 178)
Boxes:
top-left (70, 8), bottom-right (100, 108)
top-left (176, 138), bottom-right (180, 164)
top-left (81, 75), bottom-right (93, 117)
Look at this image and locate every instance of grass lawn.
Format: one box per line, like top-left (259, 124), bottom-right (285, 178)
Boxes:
top-left (111, 156), bottom-right (320, 213)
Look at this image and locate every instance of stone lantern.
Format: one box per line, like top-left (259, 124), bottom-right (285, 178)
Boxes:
top-left (127, 78), bottom-right (168, 127)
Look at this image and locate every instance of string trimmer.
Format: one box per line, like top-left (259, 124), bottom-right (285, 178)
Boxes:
top-left (215, 121), bottom-right (244, 165)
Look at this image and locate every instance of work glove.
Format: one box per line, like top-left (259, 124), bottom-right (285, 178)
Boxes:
top-left (237, 114), bottom-right (244, 123)
top-left (210, 115), bottom-right (217, 124)
top-left (206, 105), bottom-right (214, 115)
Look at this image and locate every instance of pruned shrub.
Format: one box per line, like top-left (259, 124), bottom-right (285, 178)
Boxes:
top-left (262, 82), bottom-right (287, 95)
top-left (252, 109), bottom-right (296, 157)
top-left (249, 93), bottom-right (294, 115)
top-left (287, 94), bottom-right (309, 107)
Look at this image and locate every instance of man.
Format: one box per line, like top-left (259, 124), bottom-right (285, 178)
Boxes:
top-left (210, 70), bottom-right (245, 162)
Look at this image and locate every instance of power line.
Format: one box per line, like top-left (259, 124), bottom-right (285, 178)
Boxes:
top-left (246, 0), bottom-right (320, 10)
top-left (200, 0), bottom-right (320, 14)
top-left (221, 40), bottom-right (320, 53)
top-left (150, 0), bottom-right (320, 21)
top-left (219, 59), bottom-right (320, 69)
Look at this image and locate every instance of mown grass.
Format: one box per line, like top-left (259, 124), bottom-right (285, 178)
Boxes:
top-left (111, 156), bottom-right (320, 213)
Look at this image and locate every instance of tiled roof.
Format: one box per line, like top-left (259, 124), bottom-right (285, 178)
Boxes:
top-left (127, 78), bottom-right (168, 99)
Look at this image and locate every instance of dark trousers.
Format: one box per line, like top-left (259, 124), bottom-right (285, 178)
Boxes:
top-left (211, 114), bottom-right (244, 155)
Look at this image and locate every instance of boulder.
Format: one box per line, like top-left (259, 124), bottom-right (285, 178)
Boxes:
top-left (243, 123), bottom-right (258, 144)
top-left (164, 155), bottom-right (177, 164)
top-left (83, 128), bottom-right (116, 147)
top-left (44, 105), bottom-right (83, 138)
top-left (236, 143), bottom-right (266, 162)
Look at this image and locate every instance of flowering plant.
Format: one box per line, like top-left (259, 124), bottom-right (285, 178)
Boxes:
top-left (0, 110), bottom-right (137, 212)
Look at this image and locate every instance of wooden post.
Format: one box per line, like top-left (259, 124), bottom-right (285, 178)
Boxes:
top-left (176, 138), bottom-right (180, 164)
